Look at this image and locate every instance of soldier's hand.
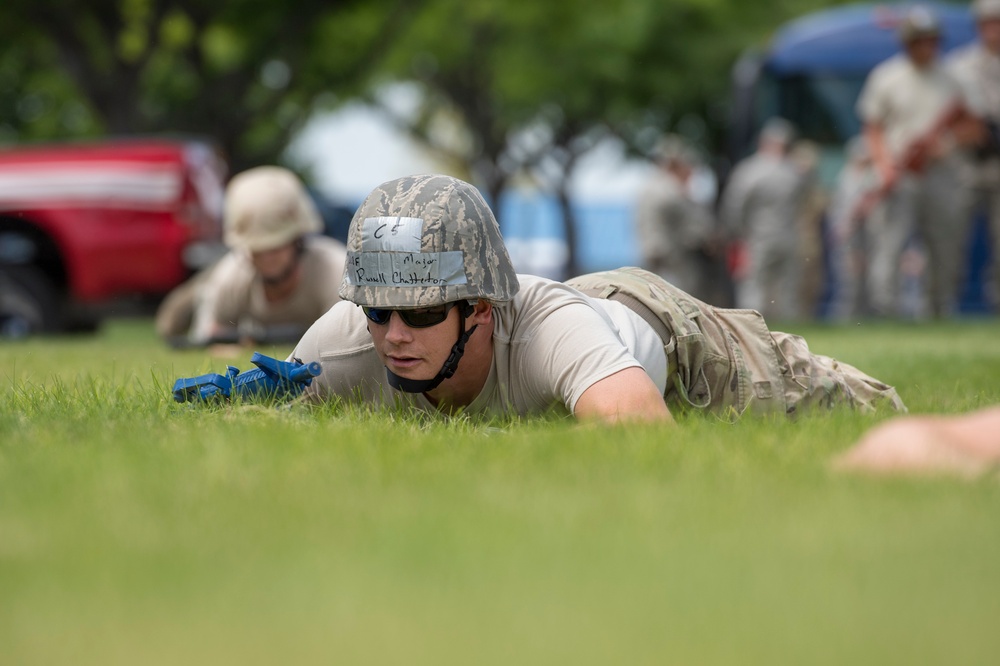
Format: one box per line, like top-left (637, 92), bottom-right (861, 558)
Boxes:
top-left (877, 162), bottom-right (898, 192)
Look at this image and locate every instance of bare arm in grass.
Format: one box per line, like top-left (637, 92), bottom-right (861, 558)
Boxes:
top-left (832, 406), bottom-right (1000, 478)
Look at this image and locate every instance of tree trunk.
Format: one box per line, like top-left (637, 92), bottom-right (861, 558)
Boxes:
top-left (554, 183), bottom-right (579, 279)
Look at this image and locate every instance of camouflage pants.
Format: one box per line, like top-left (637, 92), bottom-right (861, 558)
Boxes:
top-left (566, 267), bottom-right (906, 418)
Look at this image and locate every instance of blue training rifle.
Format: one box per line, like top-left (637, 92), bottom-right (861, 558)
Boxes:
top-left (172, 352), bottom-right (322, 403)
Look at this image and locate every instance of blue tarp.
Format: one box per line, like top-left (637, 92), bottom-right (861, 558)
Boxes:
top-left (766, 2), bottom-right (976, 74)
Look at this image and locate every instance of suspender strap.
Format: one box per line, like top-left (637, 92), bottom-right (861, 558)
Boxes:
top-left (579, 286), bottom-right (672, 345)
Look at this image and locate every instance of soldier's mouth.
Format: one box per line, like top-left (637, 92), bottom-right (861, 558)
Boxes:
top-left (387, 354), bottom-right (422, 370)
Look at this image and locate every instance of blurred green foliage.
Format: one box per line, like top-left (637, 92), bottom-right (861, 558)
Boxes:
top-left (0, 0), bottom-right (415, 170)
top-left (0, 0), bottom-right (855, 172)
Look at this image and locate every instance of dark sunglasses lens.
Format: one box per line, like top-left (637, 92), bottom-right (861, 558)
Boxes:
top-left (363, 304), bottom-right (453, 328)
top-left (401, 306), bottom-right (450, 327)
top-left (363, 307), bottom-right (392, 325)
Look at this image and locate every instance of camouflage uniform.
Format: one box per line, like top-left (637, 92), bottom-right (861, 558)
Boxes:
top-left (946, 0), bottom-right (1000, 309)
top-left (634, 138), bottom-right (716, 298)
top-left (720, 122), bottom-right (806, 320)
top-left (295, 267), bottom-right (905, 418)
top-left (566, 267), bottom-right (906, 417)
top-left (827, 137), bottom-right (877, 320)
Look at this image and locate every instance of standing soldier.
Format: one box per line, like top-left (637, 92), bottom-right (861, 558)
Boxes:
top-left (155, 166), bottom-right (348, 346)
top-left (789, 140), bottom-right (829, 319)
top-left (633, 135), bottom-right (717, 299)
top-left (719, 117), bottom-right (805, 320)
top-left (828, 136), bottom-right (878, 321)
top-left (855, 5), bottom-right (980, 318)
top-left (946, 0), bottom-right (1000, 311)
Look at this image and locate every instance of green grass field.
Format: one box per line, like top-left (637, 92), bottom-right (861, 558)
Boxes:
top-left (2, 318), bottom-right (999, 665)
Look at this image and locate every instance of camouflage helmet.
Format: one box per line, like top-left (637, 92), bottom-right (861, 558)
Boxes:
top-left (223, 166), bottom-right (323, 253)
top-left (338, 174), bottom-right (519, 308)
top-left (973, 0), bottom-right (1000, 20)
top-left (897, 6), bottom-right (941, 42)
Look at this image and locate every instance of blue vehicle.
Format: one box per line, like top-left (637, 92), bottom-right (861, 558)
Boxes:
top-left (728, 1), bottom-right (989, 313)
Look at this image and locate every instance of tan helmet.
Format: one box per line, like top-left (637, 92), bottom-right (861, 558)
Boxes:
top-left (338, 174), bottom-right (519, 308)
top-left (898, 5), bottom-right (941, 42)
top-left (223, 166), bottom-right (323, 253)
top-left (973, 0), bottom-right (1000, 20)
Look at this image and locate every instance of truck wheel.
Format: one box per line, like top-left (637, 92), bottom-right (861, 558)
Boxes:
top-left (0, 265), bottom-right (61, 337)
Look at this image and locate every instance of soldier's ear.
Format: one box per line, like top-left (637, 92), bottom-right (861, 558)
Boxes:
top-left (469, 299), bottom-right (493, 325)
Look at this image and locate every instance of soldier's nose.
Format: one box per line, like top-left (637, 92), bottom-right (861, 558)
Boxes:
top-left (384, 312), bottom-right (413, 342)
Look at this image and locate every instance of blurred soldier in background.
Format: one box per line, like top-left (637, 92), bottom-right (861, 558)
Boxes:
top-left (719, 117), bottom-right (805, 320)
top-left (827, 136), bottom-right (877, 320)
top-left (634, 135), bottom-right (718, 299)
top-left (156, 166), bottom-right (347, 347)
top-left (789, 140), bottom-right (828, 319)
top-left (946, 0), bottom-right (1000, 311)
top-left (856, 5), bottom-right (980, 318)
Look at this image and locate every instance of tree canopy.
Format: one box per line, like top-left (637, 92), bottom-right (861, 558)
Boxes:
top-left (1, 0), bottom-right (849, 246)
top-left (363, 0), bottom-right (844, 271)
top-left (0, 0), bottom-right (419, 171)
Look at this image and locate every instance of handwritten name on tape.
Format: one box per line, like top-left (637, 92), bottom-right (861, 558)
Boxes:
top-left (350, 216), bottom-right (467, 287)
top-left (346, 251), bottom-right (467, 287)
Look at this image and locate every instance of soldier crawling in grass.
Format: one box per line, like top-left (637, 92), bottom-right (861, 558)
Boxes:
top-left (156, 166), bottom-right (348, 347)
top-left (286, 173), bottom-right (905, 424)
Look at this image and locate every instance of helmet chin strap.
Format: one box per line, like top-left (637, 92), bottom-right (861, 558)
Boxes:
top-left (385, 301), bottom-right (477, 394)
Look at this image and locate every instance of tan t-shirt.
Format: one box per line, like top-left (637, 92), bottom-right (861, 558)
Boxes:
top-left (191, 235), bottom-right (347, 341)
top-left (289, 274), bottom-right (667, 417)
top-left (946, 42), bottom-right (1000, 123)
top-left (856, 53), bottom-right (966, 158)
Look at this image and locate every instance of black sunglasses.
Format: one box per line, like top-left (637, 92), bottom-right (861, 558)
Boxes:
top-left (362, 302), bottom-right (462, 328)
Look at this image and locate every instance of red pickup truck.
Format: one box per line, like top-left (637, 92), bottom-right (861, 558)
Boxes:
top-left (0, 138), bottom-right (227, 336)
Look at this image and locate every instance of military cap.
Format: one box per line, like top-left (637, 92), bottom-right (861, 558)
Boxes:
top-left (898, 6), bottom-right (942, 42)
top-left (973, 0), bottom-right (1000, 20)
